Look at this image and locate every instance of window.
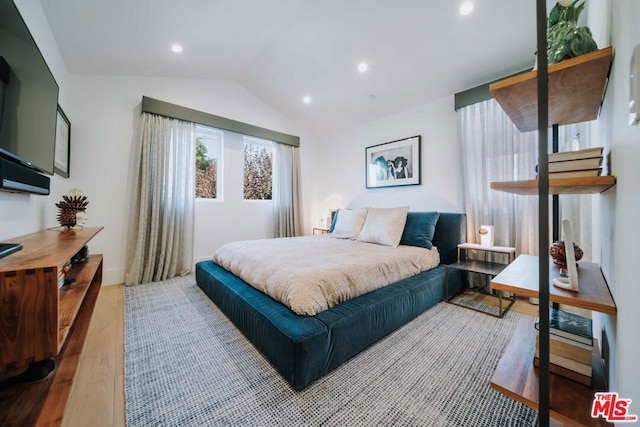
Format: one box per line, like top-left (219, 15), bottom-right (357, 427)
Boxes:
top-left (243, 136), bottom-right (273, 200)
top-left (195, 125), bottom-right (222, 199)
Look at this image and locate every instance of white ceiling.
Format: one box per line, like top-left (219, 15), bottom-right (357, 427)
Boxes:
top-left (39, 0), bottom-right (549, 137)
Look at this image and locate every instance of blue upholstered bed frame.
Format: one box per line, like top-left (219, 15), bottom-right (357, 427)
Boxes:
top-left (195, 212), bottom-right (466, 390)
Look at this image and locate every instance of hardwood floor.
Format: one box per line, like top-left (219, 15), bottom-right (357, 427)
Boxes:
top-left (58, 283), bottom-right (545, 426)
top-left (62, 284), bottom-right (125, 427)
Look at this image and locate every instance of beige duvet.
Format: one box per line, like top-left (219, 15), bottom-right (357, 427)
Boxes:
top-left (212, 234), bottom-right (440, 316)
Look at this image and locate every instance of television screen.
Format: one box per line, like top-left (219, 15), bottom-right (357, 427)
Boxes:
top-left (0, 0), bottom-right (59, 175)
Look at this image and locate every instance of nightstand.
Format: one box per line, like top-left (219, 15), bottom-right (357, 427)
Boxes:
top-left (312, 227), bottom-right (329, 235)
top-left (445, 243), bottom-right (516, 318)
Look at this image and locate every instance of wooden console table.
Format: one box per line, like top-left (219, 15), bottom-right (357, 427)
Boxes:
top-left (0, 227), bottom-right (103, 426)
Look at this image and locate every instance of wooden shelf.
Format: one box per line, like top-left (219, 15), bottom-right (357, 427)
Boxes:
top-left (0, 227), bottom-right (103, 426)
top-left (490, 47), bottom-right (613, 132)
top-left (0, 227), bottom-right (102, 273)
top-left (490, 175), bottom-right (616, 195)
top-left (58, 255), bottom-right (103, 350)
top-left (491, 254), bottom-right (616, 315)
top-left (490, 318), bottom-right (610, 426)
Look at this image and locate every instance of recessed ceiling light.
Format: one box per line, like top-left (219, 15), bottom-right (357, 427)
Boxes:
top-left (459, 1), bottom-right (474, 15)
top-left (358, 62), bottom-right (369, 73)
top-left (303, 96), bottom-right (312, 104)
top-left (171, 44), bottom-right (183, 53)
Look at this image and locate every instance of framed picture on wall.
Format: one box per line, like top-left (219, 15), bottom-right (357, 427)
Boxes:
top-left (54, 105), bottom-right (70, 178)
top-left (365, 135), bottom-right (421, 188)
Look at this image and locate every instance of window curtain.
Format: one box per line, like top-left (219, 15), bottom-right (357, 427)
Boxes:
top-left (273, 142), bottom-right (302, 237)
top-left (458, 99), bottom-right (593, 261)
top-left (555, 123), bottom-right (594, 262)
top-left (125, 112), bottom-right (196, 285)
top-left (458, 98), bottom-right (539, 256)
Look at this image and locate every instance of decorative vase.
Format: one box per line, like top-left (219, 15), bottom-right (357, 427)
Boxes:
top-left (547, 0), bottom-right (598, 65)
top-left (549, 240), bottom-right (584, 268)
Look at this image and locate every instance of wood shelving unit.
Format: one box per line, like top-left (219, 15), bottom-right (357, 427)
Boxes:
top-left (0, 227), bottom-right (103, 426)
top-left (490, 47), bottom-right (613, 133)
top-left (487, 42), bottom-right (616, 425)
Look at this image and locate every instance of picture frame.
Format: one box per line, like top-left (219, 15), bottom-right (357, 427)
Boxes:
top-left (54, 105), bottom-right (70, 178)
top-left (365, 135), bottom-right (421, 188)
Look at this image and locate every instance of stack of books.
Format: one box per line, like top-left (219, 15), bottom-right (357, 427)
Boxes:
top-left (58, 260), bottom-right (72, 288)
top-left (546, 147), bottom-right (604, 179)
top-left (58, 266), bottom-right (65, 288)
top-left (534, 308), bottom-right (594, 386)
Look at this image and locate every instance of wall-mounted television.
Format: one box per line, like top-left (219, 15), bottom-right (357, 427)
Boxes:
top-left (0, 0), bottom-right (59, 190)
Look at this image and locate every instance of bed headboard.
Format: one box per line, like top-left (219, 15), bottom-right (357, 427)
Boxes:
top-left (432, 212), bottom-right (467, 265)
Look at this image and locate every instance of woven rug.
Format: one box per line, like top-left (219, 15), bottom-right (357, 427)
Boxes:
top-left (125, 276), bottom-right (537, 426)
top-left (448, 292), bottom-right (503, 316)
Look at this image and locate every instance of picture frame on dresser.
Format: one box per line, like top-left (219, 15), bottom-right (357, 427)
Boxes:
top-left (365, 135), bottom-right (421, 188)
top-left (54, 105), bottom-right (71, 178)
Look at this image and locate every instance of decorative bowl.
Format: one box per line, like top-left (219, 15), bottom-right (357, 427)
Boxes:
top-left (549, 241), bottom-right (584, 268)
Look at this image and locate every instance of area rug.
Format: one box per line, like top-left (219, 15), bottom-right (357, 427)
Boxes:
top-left (124, 276), bottom-right (537, 426)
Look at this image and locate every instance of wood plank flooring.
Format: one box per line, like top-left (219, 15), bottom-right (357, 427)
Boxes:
top-left (59, 284), bottom-right (543, 426)
top-left (62, 284), bottom-right (124, 427)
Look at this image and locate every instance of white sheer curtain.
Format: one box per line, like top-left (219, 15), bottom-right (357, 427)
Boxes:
top-left (556, 123), bottom-right (594, 262)
top-left (458, 98), bottom-right (539, 256)
top-left (125, 112), bottom-right (196, 285)
top-left (458, 99), bottom-right (594, 260)
top-left (273, 142), bottom-right (302, 237)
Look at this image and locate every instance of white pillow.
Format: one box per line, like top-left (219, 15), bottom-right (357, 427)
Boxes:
top-left (331, 209), bottom-right (368, 239)
top-left (357, 206), bottom-right (410, 247)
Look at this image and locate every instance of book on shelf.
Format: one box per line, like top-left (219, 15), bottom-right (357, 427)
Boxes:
top-left (540, 330), bottom-right (594, 350)
top-left (58, 268), bottom-right (65, 288)
top-left (535, 334), bottom-right (592, 365)
top-left (548, 156), bottom-right (603, 172)
top-left (534, 350), bottom-right (592, 376)
top-left (533, 357), bottom-right (592, 386)
top-left (535, 308), bottom-right (593, 346)
top-left (548, 146), bottom-right (604, 163)
top-left (549, 168), bottom-right (602, 179)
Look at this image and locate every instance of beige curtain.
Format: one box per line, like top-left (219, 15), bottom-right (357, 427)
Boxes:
top-left (125, 112), bottom-right (196, 285)
top-left (273, 142), bottom-right (302, 237)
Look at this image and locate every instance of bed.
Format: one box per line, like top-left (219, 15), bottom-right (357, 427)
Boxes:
top-left (195, 211), bottom-right (466, 390)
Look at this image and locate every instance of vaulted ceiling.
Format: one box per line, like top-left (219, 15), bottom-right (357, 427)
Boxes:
top-left (40, 0), bottom-right (556, 137)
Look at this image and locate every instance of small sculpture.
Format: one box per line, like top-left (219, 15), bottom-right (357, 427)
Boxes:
top-left (56, 188), bottom-right (89, 229)
top-left (549, 240), bottom-right (584, 268)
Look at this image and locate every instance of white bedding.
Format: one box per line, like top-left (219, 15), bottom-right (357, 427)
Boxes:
top-left (212, 234), bottom-right (440, 316)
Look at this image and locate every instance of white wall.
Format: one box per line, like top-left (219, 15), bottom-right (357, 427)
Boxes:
top-left (66, 75), bottom-right (315, 284)
top-left (310, 95), bottom-right (464, 225)
top-left (594, 0), bottom-right (640, 409)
